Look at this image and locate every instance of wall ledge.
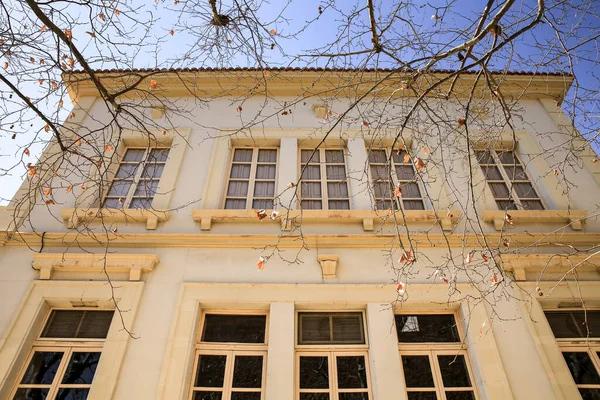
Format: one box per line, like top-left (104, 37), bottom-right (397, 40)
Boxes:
top-left (501, 253), bottom-right (599, 281)
top-left (61, 208), bottom-right (170, 230)
top-left (482, 210), bottom-right (587, 231)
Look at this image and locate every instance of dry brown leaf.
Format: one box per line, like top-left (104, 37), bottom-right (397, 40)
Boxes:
top-left (45, 199), bottom-right (55, 205)
top-left (66, 184), bottom-right (73, 193)
top-left (257, 256), bottom-right (265, 270)
top-left (85, 31), bottom-right (96, 38)
top-left (149, 78), bottom-right (157, 89)
top-left (396, 282), bottom-right (406, 295)
top-left (104, 145), bottom-right (114, 152)
top-left (414, 157), bottom-right (425, 172)
top-left (403, 154), bottom-right (410, 163)
top-left (270, 29), bottom-right (277, 34)
top-left (457, 118), bottom-right (466, 128)
top-left (44, 187), bottom-right (51, 196)
top-left (362, 121), bottom-right (369, 127)
top-left (65, 29), bottom-right (72, 40)
top-left (41, 25), bottom-right (47, 31)
top-left (169, 29), bottom-right (175, 36)
top-left (44, 125), bottom-right (50, 132)
top-left (3, 62), bottom-right (8, 70)
top-left (99, 13), bottom-right (105, 21)
top-left (24, 148), bottom-right (30, 156)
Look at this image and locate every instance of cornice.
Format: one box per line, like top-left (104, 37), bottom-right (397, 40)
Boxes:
top-left (2, 232), bottom-right (599, 249)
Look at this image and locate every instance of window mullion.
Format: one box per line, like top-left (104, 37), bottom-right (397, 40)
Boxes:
top-left (126, 150), bottom-right (147, 207)
top-left (45, 346), bottom-right (73, 400)
top-left (430, 350), bottom-right (446, 400)
top-left (321, 149), bottom-right (328, 210)
top-left (330, 351), bottom-right (338, 399)
top-left (223, 350), bottom-right (235, 399)
top-left (493, 152), bottom-right (522, 208)
top-left (247, 149), bottom-right (260, 210)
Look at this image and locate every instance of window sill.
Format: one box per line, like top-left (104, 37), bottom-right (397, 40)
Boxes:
top-left (501, 253), bottom-right (600, 281)
top-left (61, 208), bottom-right (171, 230)
top-left (32, 253), bottom-right (159, 281)
top-left (191, 209), bottom-right (460, 232)
top-left (482, 210), bottom-right (587, 231)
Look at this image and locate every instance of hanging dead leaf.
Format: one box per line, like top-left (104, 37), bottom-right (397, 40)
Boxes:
top-left (66, 185), bottom-right (73, 193)
top-left (51, 81), bottom-right (57, 88)
top-left (482, 253), bottom-right (489, 263)
top-left (149, 78), bottom-right (157, 89)
top-left (39, 59), bottom-right (45, 65)
top-left (30, 57), bottom-right (35, 63)
top-left (593, 158), bottom-right (598, 165)
top-left (44, 125), bottom-right (50, 132)
top-left (414, 157), bottom-right (425, 172)
top-left (264, 70), bottom-right (270, 77)
top-left (39, 79), bottom-right (44, 85)
top-left (480, 322), bottom-right (486, 334)
top-left (457, 118), bottom-right (466, 128)
top-left (399, 250), bottom-right (415, 264)
top-left (256, 209), bottom-right (268, 220)
top-left (553, 169), bottom-right (559, 176)
top-left (118, 198), bottom-right (124, 205)
top-left (24, 148), bottom-right (30, 156)
top-left (465, 252), bottom-right (473, 264)
top-left (362, 121), bottom-right (369, 127)
top-left (535, 286), bottom-right (543, 296)
top-left (115, 9), bottom-right (121, 15)
top-left (104, 145), bottom-right (114, 152)
top-left (3, 62), bottom-right (8, 70)
top-left (396, 282), bottom-right (406, 295)
top-left (490, 274), bottom-right (499, 286)
top-left (11, 134), bottom-right (16, 139)
top-left (423, 146), bottom-right (429, 155)
top-left (65, 29), bottom-right (72, 40)
top-left (505, 213), bottom-right (513, 224)
top-left (489, 25), bottom-right (502, 37)
top-left (287, 182), bottom-right (295, 188)
top-left (41, 25), bottom-right (47, 31)
top-left (169, 29), bottom-right (175, 36)
top-left (270, 29), bottom-right (277, 34)
top-left (44, 187), bottom-right (52, 196)
top-left (270, 211), bottom-right (280, 220)
top-left (81, 184), bottom-right (87, 190)
top-left (59, 100), bottom-right (64, 108)
top-left (403, 153), bottom-right (410, 163)
top-left (68, 58), bottom-right (75, 68)
top-left (394, 185), bottom-right (402, 198)
top-left (257, 256), bottom-right (265, 270)
top-left (502, 238), bottom-right (510, 248)
top-left (85, 31), bottom-right (96, 38)
top-left (162, 130), bottom-right (167, 135)
top-left (236, 105), bottom-right (243, 112)
top-left (99, 13), bottom-right (105, 21)
top-left (281, 110), bottom-right (289, 115)
top-left (45, 199), bottom-right (55, 205)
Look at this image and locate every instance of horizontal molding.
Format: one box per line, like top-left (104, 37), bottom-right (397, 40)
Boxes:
top-left (4, 232), bottom-right (600, 249)
top-left (192, 209), bottom-right (460, 232)
top-left (61, 208), bottom-right (171, 230)
top-left (501, 253), bottom-right (600, 281)
top-left (481, 210), bottom-right (588, 231)
top-left (32, 253), bottom-right (159, 281)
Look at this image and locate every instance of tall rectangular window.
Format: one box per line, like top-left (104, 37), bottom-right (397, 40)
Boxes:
top-left (475, 150), bottom-right (544, 211)
top-left (367, 149), bottom-right (425, 211)
top-left (190, 313), bottom-right (267, 400)
top-left (300, 149), bottom-right (350, 210)
top-left (11, 309), bottom-right (114, 400)
top-left (103, 147), bottom-right (170, 209)
top-left (297, 312), bottom-right (371, 400)
top-left (544, 310), bottom-right (600, 398)
top-left (396, 314), bottom-right (477, 400)
top-left (224, 148), bottom-right (278, 210)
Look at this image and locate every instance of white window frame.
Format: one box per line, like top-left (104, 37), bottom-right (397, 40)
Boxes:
top-left (295, 310), bottom-right (371, 400)
top-left (299, 148), bottom-right (351, 210)
top-left (9, 308), bottom-right (109, 399)
top-left (103, 147), bottom-right (170, 209)
top-left (366, 148), bottom-right (426, 211)
top-left (188, 311), bottom-right (269, 400)
top-left (397, 312), bottom-right (479, 400)
top-left (223, 147), bottom-right (279, 210)
top-left (476, 150), bottom-right (545, 211)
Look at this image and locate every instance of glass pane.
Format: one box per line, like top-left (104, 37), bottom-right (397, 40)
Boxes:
top-left (299, 356), bottom-right (329, 389)
top-left (253, 182), bottom-right (275, 197)
top-left (195, 355), bottom-right (227, 388)
top-left (232, 356), bottom-right (263, 388)
top-left (374, 181), bottom-right (393, 198)
top-left (514, 182), bottom-right (539, 199)
top-left (402, 356), bottom-right (435, 388)
top-left (230, 164), bottom-right (251, 179)
top-left (327, 182), bottom-right (349, 198)
top-left (328, 200), bottom-right (350, 210)
top-left (504, 166), bottom-right (527, 180)
top-left (445, 392), bottom-right (476, 400)
top-left (339, 394), bottom-right (369, 400)
top-left (326, 165), bottom-right (346, 180)
top-left (579, 389), bottom-right (600, 400)
top-left (107, 181), bottom-right (132, 197)
top-left (149, 148), bottom-right (169, 162)
top-left (256, 165), bottom-right (276, 180)
top-left (332, 315), bottom-right (364, 343)
top-left (301, 165), bottom-right (321, 180)
top-left (496, 200), bottom-right (517, 210)
top-left (21, 352), bottom-right (63, 384)
top-left (134, 180), bottom-right (159, 196)
top-left (301, 200), bottom-right (322, 210)
top-left (141, 164), bottom-right (165, 179)
top-left (336, 356), bottom-right (368, 388)
top-left (393, 150), bottom-right (409, 164)
top-left (231, 393), bottom-right (261, 400)
top-left (129, 198), bottom-right (152, 209)
top-left (497, 151), bottom-right (518, 165)
top-left (115, 163), bottom-right (139, 179)
top-left (301, 150), bottom-right (320, 163)
top-left (61, 352), bottom-right (101, 384)
top-left (202, 315), bottom-right (266, 343)
top-left (252, 199), bottom-right (275, 209)
top-left (225, 199), bottom-right (246, 209)
top-left (407, 393), bottom-right (437, 400)
top-left (12, 388), bottom-right (50, 400)
top-left (192, 392), bottom-right (222, 400)
top-left (562, 352), bottom-right (600, 384)
top-left (521, 200), bottom-right (544, 210)
top-left (123, 149), bottom-right (145, 162)
top-left (396, 315), bottom-right (460, 343)
top-left (370, 165), bottom-right (388, 181)
top-left (300, 315), bottom-right (330, 343)
top-left (42, 310), bottom-right (113, 339)
top-left (403, 200), bottom-right (425, 210)
top-left (396, 165), bottom-right (415, 181)
top-left (475, 151), bottom-right (494, 164)
top-left (227, 181), bottom-right (249, 197)
top-left (325, 150), bottom-right (344, 163)
top-left (257, 149), bottom-right (277, 162)
top-left (299, 394), bottom-right (329, 400)
top-left (103, 198), bottom-right (121, 208)
top-left (368, 150), bottom-right (387, 163)
top-left (302, 182), bottom-right (322, 198)
top-left (401, 182), bottom-right (421, 198)
top-left (55, 388), bottom-right (90, 400)
top-left (482, 166), bottom-right (503, 180)
top-left (233, 149), bottom-right (253, 162)
top-left (376, 199), bottom-right (394, 210)
top-left (489, 182), bottom-right (509, 198)
top-left (437, 355), bottom-right (472, 387)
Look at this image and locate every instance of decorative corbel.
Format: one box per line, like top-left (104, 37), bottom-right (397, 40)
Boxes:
top-left (312, 103), bottom-right (329, 119)
top-left (318, 254), bottom-right (339, 279)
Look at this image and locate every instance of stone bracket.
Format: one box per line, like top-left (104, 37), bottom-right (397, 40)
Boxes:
top-left (318, 254), bottom-right (339, 279)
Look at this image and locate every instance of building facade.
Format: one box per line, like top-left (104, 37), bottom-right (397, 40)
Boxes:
top-left (0, 69), bottom-right (599, 400)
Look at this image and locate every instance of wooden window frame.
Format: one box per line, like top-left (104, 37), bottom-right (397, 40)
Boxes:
top-left (189, 311), bottom-right (269, 400)
top-left (476, 150), bottom-right (545, 211)
top-left (223, 147), bottom-right (279, 210)
top-left (299, 148), bottom-right (351, 210)
top-left (9, 308), bottom-right (108, 399)
top-left (295, 350), bottom-right (373, 400)
top-left (397, 312), bottom-right (479, 400)
top-left (102, 147), bottom-right (170, 209)
top-left (366, 148), bottom-right (426, 211)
